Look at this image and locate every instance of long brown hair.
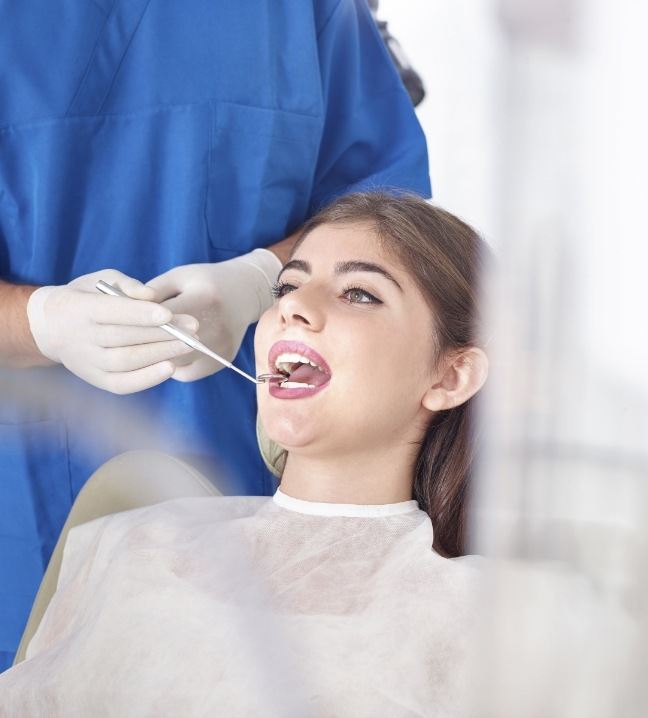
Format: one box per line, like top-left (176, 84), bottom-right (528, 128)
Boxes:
top-left (297, 192), bottom-right (489, 557)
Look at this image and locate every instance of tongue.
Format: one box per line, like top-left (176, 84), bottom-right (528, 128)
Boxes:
top-left (288, 363), bottom-right (330, 387)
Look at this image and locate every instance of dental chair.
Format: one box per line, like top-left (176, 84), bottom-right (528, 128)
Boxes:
top-left (13, 450), bottom-right (221, 666)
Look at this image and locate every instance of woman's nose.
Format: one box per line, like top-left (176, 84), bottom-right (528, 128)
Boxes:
top-left (278, 285), bottom-right (325, 331)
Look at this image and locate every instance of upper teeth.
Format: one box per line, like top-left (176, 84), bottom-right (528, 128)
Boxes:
top-left (274, 352), bottom-right (322, 374)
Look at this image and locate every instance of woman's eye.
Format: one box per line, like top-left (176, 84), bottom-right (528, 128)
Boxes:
top-left (271, 280), bottom-right (297, 299)
top-left (342, 287), bottom-right (382, 305)
top-left (272, 281), bottom-right (382, 305)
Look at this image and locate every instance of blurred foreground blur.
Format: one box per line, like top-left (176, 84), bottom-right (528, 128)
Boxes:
top-left (469, 1), bottom-right (648, 715)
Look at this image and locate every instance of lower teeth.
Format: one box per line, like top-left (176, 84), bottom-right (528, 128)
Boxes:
top-left (279, 381), bottom-right (315, 389)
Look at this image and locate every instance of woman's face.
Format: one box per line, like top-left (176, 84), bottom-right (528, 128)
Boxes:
top-left (255, 222), bottom-right (440, 459)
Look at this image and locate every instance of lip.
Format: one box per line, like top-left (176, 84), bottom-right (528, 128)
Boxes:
top-left (266, 340), bottom-right (332, 400)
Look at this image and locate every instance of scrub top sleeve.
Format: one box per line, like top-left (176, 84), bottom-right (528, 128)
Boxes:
top-left (310, 0), bottom-right (431, 213)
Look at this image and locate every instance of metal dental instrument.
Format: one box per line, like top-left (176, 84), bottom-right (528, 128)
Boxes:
top-left (95, 280), bottom-right (285, 384)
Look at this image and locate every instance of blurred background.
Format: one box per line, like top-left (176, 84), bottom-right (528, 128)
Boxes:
top-left (378, 1), bottom-right (648, 714)
top-left (378, 0), bottom-right (500, 242)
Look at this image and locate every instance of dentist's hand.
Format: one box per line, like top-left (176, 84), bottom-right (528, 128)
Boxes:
top-left (146, 249), bottom-right (282, 382)
top-left (27, 269), bottom-right (199, 394)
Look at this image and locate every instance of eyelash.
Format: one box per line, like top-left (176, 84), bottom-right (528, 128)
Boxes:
top-left (271, 280), bottom-right (383, 305)
top-left (270, 280), bottom-right (289, 299)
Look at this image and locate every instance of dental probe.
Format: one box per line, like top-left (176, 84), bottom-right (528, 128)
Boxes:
top-left (95, 280), bottom-right (285, 384)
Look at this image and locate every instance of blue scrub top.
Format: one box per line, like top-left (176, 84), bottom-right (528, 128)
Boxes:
top-left (0, 0), bottom-right (430, 669)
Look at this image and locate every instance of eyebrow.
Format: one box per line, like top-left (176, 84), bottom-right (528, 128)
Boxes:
top-left (278, 259), bottom-right (403, 292)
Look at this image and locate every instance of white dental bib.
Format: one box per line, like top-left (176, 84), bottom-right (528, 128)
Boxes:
top-left (0, 490), bottom-right (481, 717)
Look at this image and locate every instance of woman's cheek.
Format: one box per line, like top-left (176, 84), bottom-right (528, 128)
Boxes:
top-left (334, 345), bottom-right (385, 409)
top-left (253, 310), bottom-right (274, 367)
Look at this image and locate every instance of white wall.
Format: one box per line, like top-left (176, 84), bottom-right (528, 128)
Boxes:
top-left (378, 0), bottom-right (502, 243)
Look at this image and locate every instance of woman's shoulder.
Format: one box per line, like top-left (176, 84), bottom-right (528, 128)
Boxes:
top-left (449, 553), bottom-right (488, 573)
top-left (114, 493), bottom-right (269, 524)
top-left (64, 495), bottom-right (270, 564)
top-left (424, 550), bottom-right (487, 576)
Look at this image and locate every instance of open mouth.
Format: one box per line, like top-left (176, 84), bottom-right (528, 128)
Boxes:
top-left (268, 341), bottom-right (332, 393)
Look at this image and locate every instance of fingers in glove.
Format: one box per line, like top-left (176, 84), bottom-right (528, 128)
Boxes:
top-left (157, 294), bottom-right (202, 316)
top-left (77, 269), bottom-right (156, 301)
top-left (97, 361), bottom-right (176, 395)
top-left (93, 314), bottom-right (199, 348)
top-left (171, 350), bottom-right (197, 369)
top-left (111, 274), bottom-right (157, 302)
top-left (91, 294), bottom-right (173, 327)
top-left (171, 355), bottom-right (223, 382)
top-left (95, 339), bottom-right (194, 373)
top-left (146, 272), bottom-right (182, 303)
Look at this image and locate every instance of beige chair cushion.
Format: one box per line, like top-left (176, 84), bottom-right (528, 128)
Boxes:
top-left (13, 450), bottom-right (221, 666)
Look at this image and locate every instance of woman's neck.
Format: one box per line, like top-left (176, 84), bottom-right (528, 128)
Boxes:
top-left (278, 444), bottom-right (416, 505)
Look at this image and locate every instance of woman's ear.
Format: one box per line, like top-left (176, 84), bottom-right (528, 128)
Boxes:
top-left (422, 348), bottom-right (489, 412)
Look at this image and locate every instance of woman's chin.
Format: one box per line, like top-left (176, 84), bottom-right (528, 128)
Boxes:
top-left (263, 414), bottom-right (323, 452)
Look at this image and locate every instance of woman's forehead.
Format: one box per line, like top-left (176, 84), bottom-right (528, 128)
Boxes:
top-left (292, 222), bottom-right (394, 266)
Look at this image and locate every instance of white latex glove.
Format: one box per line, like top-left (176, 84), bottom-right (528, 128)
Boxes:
top-left (146, 249), bottom-right (282, 382)
top-left (27, 269), bottom-right (199, 394)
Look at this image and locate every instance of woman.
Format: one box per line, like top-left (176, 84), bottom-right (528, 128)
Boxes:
top-left (0, 193), bottom-right (490, 716)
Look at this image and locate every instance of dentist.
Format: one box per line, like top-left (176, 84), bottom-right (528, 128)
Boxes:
top-left (0, 0), bottom-right (430, 669)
